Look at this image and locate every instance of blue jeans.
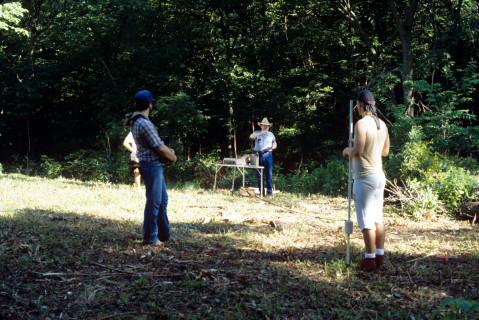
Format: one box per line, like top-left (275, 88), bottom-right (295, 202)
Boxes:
top-left (139, 160), bottom-right (170, 243)
top-left (257, 152), bottom-right (273, 196)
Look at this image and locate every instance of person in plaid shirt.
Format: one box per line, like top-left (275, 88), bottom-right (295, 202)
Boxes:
top-left (126, 90), bottom-right (177, 246)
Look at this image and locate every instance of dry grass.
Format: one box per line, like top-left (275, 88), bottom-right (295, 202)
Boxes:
top-left (0, 173), bottom-right (478, 319)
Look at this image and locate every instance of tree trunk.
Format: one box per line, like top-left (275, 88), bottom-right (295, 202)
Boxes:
top-left (336, 0), bottom-right (380, 65)
top-left (387, 0), bottom-right (417, 117)
top-left (451, 0), bottom-right (463, 32)
top-left (227, 92), bottom-right (234, 157)
top-left (27, 0), bottom-right (45, 72)
top-left (261, 0), bottom-right (266, 43)
top-left (219, 3), bottom-right (236, 158)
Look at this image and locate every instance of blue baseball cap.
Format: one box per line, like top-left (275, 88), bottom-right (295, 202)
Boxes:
top-left (134, 90), bottom-right (156, 102)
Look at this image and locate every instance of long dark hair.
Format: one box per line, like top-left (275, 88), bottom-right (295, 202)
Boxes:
top-left (358, 90), bottom-right (380, 130)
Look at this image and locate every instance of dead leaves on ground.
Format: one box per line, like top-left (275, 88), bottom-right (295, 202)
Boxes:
top-left (1, 188), bottom-right (479, 319)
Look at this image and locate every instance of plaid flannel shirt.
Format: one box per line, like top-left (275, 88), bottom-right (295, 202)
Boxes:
top-left (131, 117), bottom-right (165, 162)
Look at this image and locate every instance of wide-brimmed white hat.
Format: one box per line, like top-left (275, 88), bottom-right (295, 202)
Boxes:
top-left (258, 117), bottom-right (272, 126)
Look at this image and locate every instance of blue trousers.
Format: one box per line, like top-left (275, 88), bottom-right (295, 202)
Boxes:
top-left (139, 160), bottom-right (170, 243)
top-left (257, 152), bottom-right (273, 196)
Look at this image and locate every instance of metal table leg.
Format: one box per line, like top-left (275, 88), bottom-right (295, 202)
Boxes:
top-left (232, 166), bottom-right (236, 191)
top-left (260, 168), bottom-right (263, 198)
top-left (242, 167), bottom-right (245, 188)
top-left (213, 164), bottom-right (220, 191)
top-left (214, 164), bottom-right (264, 197)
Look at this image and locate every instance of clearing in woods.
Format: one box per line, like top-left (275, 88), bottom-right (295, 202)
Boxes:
top-left (0, 174), bottom-right (478, 319)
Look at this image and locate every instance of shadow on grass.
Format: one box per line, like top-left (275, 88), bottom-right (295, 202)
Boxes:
top-left (1, 208), bottom-right (478, 320)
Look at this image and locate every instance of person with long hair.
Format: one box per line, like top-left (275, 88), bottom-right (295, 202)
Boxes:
top-left (343, 90), bottom-right (390, 271)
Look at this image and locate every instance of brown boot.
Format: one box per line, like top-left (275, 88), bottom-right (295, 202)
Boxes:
top-left (358, 258), bottom-right (376, 271)
top-left (376, 255), bottom-right (384, 268)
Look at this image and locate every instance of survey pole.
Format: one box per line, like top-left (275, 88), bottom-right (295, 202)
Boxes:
top-left (345, 100), bottom-right (354, 266)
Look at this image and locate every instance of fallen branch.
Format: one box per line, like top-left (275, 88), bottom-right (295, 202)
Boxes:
top-left (32, 271), bottom-right (98, 277)
top-left (98, 311), bottom-right (157, 320)
top-left (261, 198), bottom-right (303, 214)
top-left (257, 196), bottom-right (342, 222)
top-left (187, 205), bottom-right (226, 209)
top-left (386, 179), bottom-right (446, 213)
top-left (32, 271), bottom-right (127, 278)
top-left (91, 262), bottom-right (136, 275)
top-left (407, 251), bottom-right (436, 263)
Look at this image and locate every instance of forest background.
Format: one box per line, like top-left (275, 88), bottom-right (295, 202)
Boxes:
top-left (1, 0), bottom-right (478, 217)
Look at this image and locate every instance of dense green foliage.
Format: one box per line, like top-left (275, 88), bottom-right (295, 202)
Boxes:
top-left (385, 128), bottom-right (478, 218)
top-left (275, 157), bottom-right (348, 196)
top-left (1, 0), bottom-right (478, 214)
top-left (431, 297), bottom-right (479, 320)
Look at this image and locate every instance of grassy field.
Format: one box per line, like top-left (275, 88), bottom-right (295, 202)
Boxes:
top-left (0, 173), bottom-right (478, 319)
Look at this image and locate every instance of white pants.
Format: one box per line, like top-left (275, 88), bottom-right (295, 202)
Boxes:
top-left (353, 173), bottom-right (386, 231)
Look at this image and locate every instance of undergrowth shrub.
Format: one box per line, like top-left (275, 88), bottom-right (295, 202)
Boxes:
top-left (39, 155), bottom-right (63, 179)
top-left (377, 61), bottom-right (479, 218)
top-left (63, 151), bottom-right (105, 181)
top-left (320, 159), bottom-right (349, 196)
top-left (436, 167), bottom-right (479, 212)
top-left (20, 150), bottom-right (226, 188)
top-left (191, 154), bottom-right (221, 188)
top-left (161, 153), bottom-right (226, 189)
top-left (431, 297), bottom-right (479, 320)
top-left (162, 157), bottom-right (196, 184)
top-left (275, 157), bottom-right (348, 196)
top-left (385, 127), bottom-right (479, 217)
top-left (39, 149), bottom-right (129, 183)
top-left (402, 179), bottom-right (444, 219)
top-left (8, 155), bottom-right (40, 175)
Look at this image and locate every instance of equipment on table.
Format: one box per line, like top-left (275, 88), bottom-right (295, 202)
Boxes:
top-left (222, 154), bottom-right (258, 166)
top-left (214, 154), bottom-right (265, 197)
top-left (249, 154), bottom-right (259, 166)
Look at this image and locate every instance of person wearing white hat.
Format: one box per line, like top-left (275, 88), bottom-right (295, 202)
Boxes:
top-left (250, 118), bottom-right (277, 197)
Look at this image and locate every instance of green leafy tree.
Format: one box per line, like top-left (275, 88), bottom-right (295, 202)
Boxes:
top-left (0, 2), bottom-right (28, 35)
top-left (0, 0), bottom-right (478, 200)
